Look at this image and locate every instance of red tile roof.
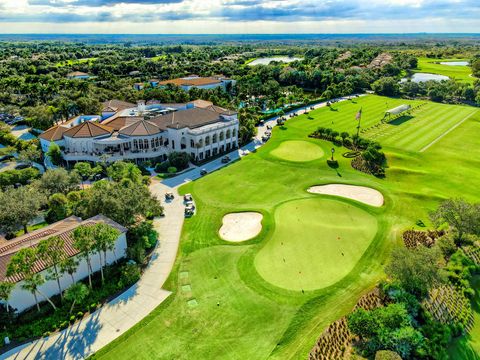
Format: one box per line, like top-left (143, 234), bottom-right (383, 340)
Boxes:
top-left (0, 215), bottom-right (127, 283)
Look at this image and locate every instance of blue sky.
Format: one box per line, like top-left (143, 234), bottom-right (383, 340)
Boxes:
top-left (0, 0), bottom-right (479, 33)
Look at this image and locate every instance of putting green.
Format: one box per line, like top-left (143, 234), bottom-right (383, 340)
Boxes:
top-left (255, 198), bottom-right (378, 291)
top-left (270, 140), bottom-right (324, 162)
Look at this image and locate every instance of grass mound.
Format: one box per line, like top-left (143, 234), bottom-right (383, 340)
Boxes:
top-left (254, 198), bottom-right (378, 291)
top-left (270, 140), bottom-right (324, 162)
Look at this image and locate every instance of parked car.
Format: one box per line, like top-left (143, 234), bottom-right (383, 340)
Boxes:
top-left (200, 168), bottom-right (208, 176)
top-left (221, 155), bottom-right (230, 163)
top-left (165, 192), bottom-right (174, 200)
top-left (184, 193), bottom-right (193, 202)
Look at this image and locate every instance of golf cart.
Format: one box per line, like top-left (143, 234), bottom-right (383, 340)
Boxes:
top-left (184, 193), bottom-right (193, 202)
top-left (221, 155), bottom-right (231, 163)
top-left (200, 168), bottom-right (208, 176)
top-left (184, 207), bottom-right (194, 217)
top-left (165, 192), bottom-right (174, 201)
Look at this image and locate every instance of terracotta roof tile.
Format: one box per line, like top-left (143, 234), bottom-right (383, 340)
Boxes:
top-left (0, 215), bottom-right (127, 283)
top-left (39, 125), bottom-right (69, 141)
top-left (119, 119), bottom-right (161, 136)
top-left (63, 121), bottom-right (113, 138)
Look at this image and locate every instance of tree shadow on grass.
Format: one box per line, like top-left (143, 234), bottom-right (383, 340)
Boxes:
top-left (389, 115), bottom-right (414, 126)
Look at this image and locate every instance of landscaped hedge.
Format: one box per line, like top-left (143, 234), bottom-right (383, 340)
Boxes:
top-left (0, 167), bottom-right (40, 189)
top-left (309, 127), bottom-right (386, 177)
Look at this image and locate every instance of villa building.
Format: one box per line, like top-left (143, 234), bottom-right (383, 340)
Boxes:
top-left (66, 71), bottom-right (90, 80)
top-left (156, 75), bottom-right (235, 91)
top-left (0, 215), bottom-right (127, 313)
top-left (39, 99), bottom-right (239, 164)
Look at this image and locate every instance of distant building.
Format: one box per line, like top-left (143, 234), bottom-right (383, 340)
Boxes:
top-left (129, 70), bottom-right (141, 76)
top-left (40, 99), bottom-right (239, 164)
top-left (0, 215), bottom-right (127, 313)
top-left (149, 79), bottom-right (160, 87)
top-left (157, 75), bottom-right (235, 91)
top-left (133, 83), bottom-right (144, 91)
top-left (101, 99), bottom-right (136, 120)
top-left (66, 71), bottom-right (90, 80)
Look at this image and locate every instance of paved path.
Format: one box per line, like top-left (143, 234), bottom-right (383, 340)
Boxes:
top-left (0, 94), bottom-right (360, 360)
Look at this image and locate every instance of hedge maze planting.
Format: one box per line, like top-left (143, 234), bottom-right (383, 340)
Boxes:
top-left (423, 285), bottom-right (474, 333)
top-left (402, 229), bottom-right (445, 249)
top-left (309, 288), bottom-right (385, 360)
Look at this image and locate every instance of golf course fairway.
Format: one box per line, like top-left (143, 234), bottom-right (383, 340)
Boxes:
top-left (255, 198), bottom-right (378, 291)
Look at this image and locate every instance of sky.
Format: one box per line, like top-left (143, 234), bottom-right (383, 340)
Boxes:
top-left (0, 0), bottom-right (479, 34)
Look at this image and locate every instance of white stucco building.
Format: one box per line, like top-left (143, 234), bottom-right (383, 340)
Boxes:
top-left (39, 99), bottom-right (239, 164)
top-left (0, 215), bottom-right (127, 313)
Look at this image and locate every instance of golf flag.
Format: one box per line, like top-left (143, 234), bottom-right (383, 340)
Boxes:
top-left (355, 108), bottom-right (362, 120)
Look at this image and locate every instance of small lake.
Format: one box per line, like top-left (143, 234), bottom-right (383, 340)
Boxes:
top-left (401, 73), bottom-right (449, 83)
top-left (439, 61), bottom-right (469, 66)
top-left (248, 56), bottom-right (303, 66)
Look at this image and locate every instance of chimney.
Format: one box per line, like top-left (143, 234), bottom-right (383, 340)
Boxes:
top-left (137, 100), bottom-right (146, 114)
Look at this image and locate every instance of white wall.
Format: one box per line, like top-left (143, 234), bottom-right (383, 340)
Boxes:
top-left (6, 233), bottom-right (127, 313)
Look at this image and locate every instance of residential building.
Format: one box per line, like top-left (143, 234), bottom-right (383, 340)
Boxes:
top-left (0, 215), bottom-right (127, 313)
top-left (66, 71), bottom-right (90, 80)
top-left (39, 100), bottom-right (239, 164)
top-left (157, 75), bottom-right (235, 91)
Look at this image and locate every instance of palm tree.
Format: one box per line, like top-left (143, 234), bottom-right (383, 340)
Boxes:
top-left (37, 236), bottom-right (66, 301)
top-left (6, 248), bottom-right (57, 312)
top-left (60, 257), bottom-right (79, 285)
top-left (0, 282), bottom-right (14, 313)
top-left (73, 225), bottom-right (95, 288)
top-left (93, 223), bottom-right (120, 283)
top-left (64, 283), bottom-right (89, 314)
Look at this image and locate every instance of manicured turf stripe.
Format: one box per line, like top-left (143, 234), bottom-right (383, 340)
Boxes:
top-left (420, 110), bottom-right (478, 152)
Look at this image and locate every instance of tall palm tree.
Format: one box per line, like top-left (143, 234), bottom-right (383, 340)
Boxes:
top-left (37, 236), bottom-right (66, 300)
top-left (0, 282), bottom-right (14, 313)
top-left (93, 223), bottom-right (120, 283)
top-left (73, 226), bottom-right (95, 288)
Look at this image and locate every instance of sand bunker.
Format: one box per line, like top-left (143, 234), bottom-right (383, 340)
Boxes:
top-left (308, 184), bottom-right (384, 207)
top-left (219, 212), bottom-right (263, 242)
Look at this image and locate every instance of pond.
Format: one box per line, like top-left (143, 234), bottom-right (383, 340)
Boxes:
top-left (439, 61), bottom-right (469, 66)
top-left (248, 56), bottom-right (303, 66)
top-left (401, 73), bottom-right (449, 83)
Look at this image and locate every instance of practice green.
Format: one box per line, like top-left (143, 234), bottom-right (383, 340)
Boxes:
top-left (255, 198), bottom-right (378, 291)
top-left (270, 140), bottom-right (324, 162)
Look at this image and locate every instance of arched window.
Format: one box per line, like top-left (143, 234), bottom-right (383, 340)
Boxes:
top-left (198, 139), bottom-right (203, 147)
top-left (219, 132), bottom-right (224, 141)
top-left (190, 139), bottom-right (194, 147)
top-left (226, 130), bottom-right (231, 139)
top-left (205, 136), bottom-right (210, 145)
top-left (232, 128), bottom-right (236, 137)
top-left (212, 133), bottom-right (217, 143)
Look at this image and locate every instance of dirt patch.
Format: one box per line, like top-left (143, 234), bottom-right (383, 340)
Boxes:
top-left (219, 212), bottom-right (263, 242)
top-left (308, 184), bottom-right (384, 207)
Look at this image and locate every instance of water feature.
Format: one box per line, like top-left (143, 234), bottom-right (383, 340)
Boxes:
top-left (439, 61), bottom-right (469, 66)
top-left (248, 56), bottom-right (303, 66)
top-left (401, 73), bottom-right (449, 83)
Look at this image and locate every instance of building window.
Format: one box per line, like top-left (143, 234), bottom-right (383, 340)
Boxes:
top-left (213, 148), bottom-right (218, 156)
top-left (190, 139), bottom-right (194, 148)
top-left (151, 139), bottom-right (155, 148)
top-left (206, 150), bottom-right (211, 158)
top-left (144, 139), bottom-right (149, 149)
top-left (205, 136), bottom-right (210, 146)
top-left (232, 129), bottom-right (236, 137)
top-left (226, 130), bottom-right (231, 139)
top-left (134, 139), bottom-right (138, 149)
top-left (172, 140), bottom-right (175, 149)
top-left (219, 132), bottom-right (224, 141)
top-left (212, 134), bottom-right (217, 143)
top-left (199, 152), bottom-right (203, 160)
top-left (155, 138), bottom-right (160, 147)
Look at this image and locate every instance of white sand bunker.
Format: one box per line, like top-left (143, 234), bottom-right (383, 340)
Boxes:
top-left (219, 212), bottom-right (263, 242)
top-left (308, 184), bottom-right (384, 207)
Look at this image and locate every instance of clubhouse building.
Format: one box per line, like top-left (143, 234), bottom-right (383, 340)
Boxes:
top-left (39, 99), bottom-right (239, 164)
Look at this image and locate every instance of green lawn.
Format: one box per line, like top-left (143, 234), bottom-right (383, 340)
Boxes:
top-left (415, 57), bottom-right (475, 83)
top-left (270, 140), bottom-right (324, 162)
top-left (55, 57), bottom-right (97, 67)
top-left (255, 198), bottom-right (378, 291)
top-left (93, 95), bottom-right (480, 360)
